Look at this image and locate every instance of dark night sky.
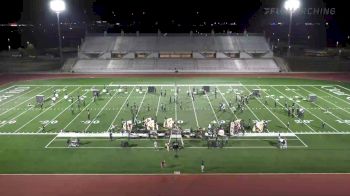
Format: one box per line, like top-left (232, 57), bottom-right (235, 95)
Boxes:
top-left (1, 0), bottom-right (347, 31)
top-left (0, 0), bottom-right (349, 49)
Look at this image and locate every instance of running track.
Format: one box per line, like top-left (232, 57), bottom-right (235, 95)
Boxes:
top-left (1, 72), bottom-right (350, 86)
top-left (1, 174), bottom-right (350, 196)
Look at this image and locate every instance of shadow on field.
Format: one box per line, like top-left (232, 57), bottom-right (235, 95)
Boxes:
top-left (268, 140), bottom-right (278, 147)
top-left (79, 141), bottom-right (91, 145)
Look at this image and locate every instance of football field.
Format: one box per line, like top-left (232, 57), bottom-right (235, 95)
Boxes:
top-left (1, 77), bottom-right (350, 173)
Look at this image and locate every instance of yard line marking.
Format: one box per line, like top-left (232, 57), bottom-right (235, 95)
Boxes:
top-left (155, 86), bottom-right (163, 117)
top-left (336, 85), bottom-right (350, 94)
top-left (0, 87), bottom-right (53, 117)
top-left (189, 86), bottom-right (199, 128)
top-left (297, 87), bottom-right (350, 125)
top-left (269, 87), bottom-right (317, 133)
top-left (14, 87), bottom-right (79, 133)
top-left (0, 87), bottom-right (39, 108)
top-left (231, 86), bottom-right (260, 121)
top-left (108, 87), bottom-right (136, 131)
top-left (0, 87), bottom-right (57, 128)
top-left (62, 98), bottom-right (96, 131)
top-left (216, 86), bottom-right (238, 119)
top-left (0, 87), bottom-right (53, 128)
top-left (135, 88), bottom-right (148, 119)
top-left (4, 131), bottom-right (350, 136)
top-left (300, 86), bottom-right (350, 116)
top-left (241, 85), bottom-right (308, 147)
top-left (174, 84), bottom-right (178, 121)
top-left (204, 91), bottom-right (219, 123)
top-left (313, 86), bottom-right (350, 110)
top-left (15, 84), bottom-right (327, 87)
top-left (3, 131), bottom-right (350, 136)
top-left (312, 86), bottom-right (350, 107)
top-left (273, 86), bottom-right (340, 133)
top-left (0, 85), bottom-right (16, 93)
top-left (37, 89), bottom-right (87, 133)
top-left (54, 138), bottom-right (301, 141)
top-left (45, 134), bottom-right (59, 148)
top-left (45, 146), bottom-right (306, 149)
top-left (84, 90), bottom-right (119, 132)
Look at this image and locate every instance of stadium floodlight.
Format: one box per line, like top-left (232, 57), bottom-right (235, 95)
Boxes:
top-left (50, 0), bottom-right (66, 13)
top-left (50, 0), bottom-right (66, 62)
top-left (284, 0), bottom-right (300, 12)
top-left (284, 0), bottom-right (300, 57)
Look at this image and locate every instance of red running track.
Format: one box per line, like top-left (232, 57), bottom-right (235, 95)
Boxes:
top-left (1, 72), bottom-right (350, 86)
top-left (1, 174), bottom-right (350, 196)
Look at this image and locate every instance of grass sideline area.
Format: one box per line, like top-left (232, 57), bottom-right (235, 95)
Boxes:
top-left (1, 77), bottom-right (350, 174)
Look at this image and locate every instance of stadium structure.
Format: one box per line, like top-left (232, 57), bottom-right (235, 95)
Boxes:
top-left (71, 33), bottom-right (280, 73)
top-left (1, 0), bottom-right (350, 195)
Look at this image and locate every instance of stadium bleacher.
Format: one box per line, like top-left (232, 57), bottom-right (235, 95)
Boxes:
top-left (73, 34), bottom-right (280, 73)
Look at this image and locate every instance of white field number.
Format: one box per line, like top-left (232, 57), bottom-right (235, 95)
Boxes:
top-left (40, 120), bottom-right (58, 125)
top-left (0, 95), bottom-right (13, 102)
top-left (321, 86), bottom-right (350, 101)
top-left (55, 88), bottom-right (67, 92)
top-left (0, 87), bottom-right (30, 102)
top-left (0, 120), bottom-right (16, 125)
top-left (81, 120), bottom-right (100, 124)
top-left (295, 120), bottom-right (313, 124)
top-left (336, 120), bottom-right (350, 124)
top-left (6, 87), bottom-right (29, 94)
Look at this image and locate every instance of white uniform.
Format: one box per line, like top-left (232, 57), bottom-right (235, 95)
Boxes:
top-left (154, 141), bottom-right (158, 150)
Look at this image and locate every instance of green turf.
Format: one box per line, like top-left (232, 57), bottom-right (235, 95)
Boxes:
top-left (0, 77), bottom-right (350, 173)
top-left (1, 135), bottom-right (350, 173)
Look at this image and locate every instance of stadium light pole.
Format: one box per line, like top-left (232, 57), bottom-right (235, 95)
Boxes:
top-left (50, 0), bottom-right (66, 62)
top-left (284, 0), bottom-right (300, 57)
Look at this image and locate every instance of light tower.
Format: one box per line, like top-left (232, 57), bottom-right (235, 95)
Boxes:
top-left (284, 0), bottom-right (300, 57)
top-left (50, 0), bottom-right (66, 62)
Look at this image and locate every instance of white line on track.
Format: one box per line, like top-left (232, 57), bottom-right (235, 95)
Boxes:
top-left (188, 86), bottom-right (199, 128)
top-left (14, 87), bottom-right (80, 133)
top-left (84, 90), bottom-right (119, 132)
top-left (107, 87), bottom-right (135, 131)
